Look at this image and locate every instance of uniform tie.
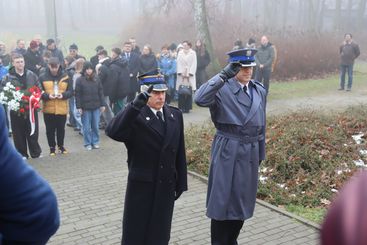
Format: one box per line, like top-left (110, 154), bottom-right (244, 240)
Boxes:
top-left (156, 111), bottom-right (164, 122)
top-left (243, 85), bottom-right (251, 99)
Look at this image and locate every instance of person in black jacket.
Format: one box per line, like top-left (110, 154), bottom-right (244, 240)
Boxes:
top-left (106, 70), bottom-right (187, 245)
top-left (109, 47), bottom-right (129, 114)
top-left (75, 61), bottom-right (105, 150)
top-left (0, 106), bottom-right (60, 245)
top-left (139, 44), bottom-right (158, 75)
top-left (90, 45), bottom-right (104, 70)
top-left (96, 49), bottom-right (114, 126)
top-left (1, 53), bottom-right (42, 159)
top-left (24, 40), bottom-right (43, 76)
top-left (195, 39), bottom-right (211, 89)
top-left (122, 41), bottom-right (140, 102)
top-left (46, 39), bottom-right (64, 66)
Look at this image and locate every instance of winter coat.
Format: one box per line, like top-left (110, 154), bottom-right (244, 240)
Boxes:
top-left (158, 55), bottom-right (176, 89)
top-left (39, 68), bottom-right (72, 115)
top-left (0, 65), bottom-right (7, 81)
top-left (0, 106), bottom-right (59, 244)
top-left (98, 58), bottom-right (114, 97)
top-left (121, 52), bottom-right (140, 93)
top-left (106, 103), bottom-right (187, 245)
top-left (255, 43), bottom-right (275, 69)
top-left (196, 49), bottom-right (210, 88)
top-left (194, 75), bottom-right (267, 221)
top-left (139, 53), bottom-right (158, 74)
top-left (340, 41), bottom-right (360, 65)
top-left (1, 68), bottom-right (39, 114)
top-left (48, 48), bottom-right (64, 66)
top-left (24, 48), bottom-right (43, 76)
top-left (176, 49), bottom-right (197, 91)
top-left (109, 57), bottom-right (129, 102)
top-left (75, 74), bottom-right (105, 110)
top-left (0, 53), bottom-right (11, 67)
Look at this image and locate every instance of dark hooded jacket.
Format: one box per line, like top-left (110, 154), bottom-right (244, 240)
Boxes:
top-left (108, 57), bottom-right (130, 102)
top-left (24, 48), bottom-right (43, 76)
top-left (139, 53), bottom-right (158, 74)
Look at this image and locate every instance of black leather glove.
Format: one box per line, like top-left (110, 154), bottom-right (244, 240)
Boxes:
top-left (132, 85), bottom-right (154, 109)
top-left (175, 190), bottom-right (183, 201)
top-left (219, 62), bottom-right (242, 82)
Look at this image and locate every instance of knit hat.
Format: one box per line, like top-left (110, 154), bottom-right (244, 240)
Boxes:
top-left (46, 39), bottom-right (55, 45)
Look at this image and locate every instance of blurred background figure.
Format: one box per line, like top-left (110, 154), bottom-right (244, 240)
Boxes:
top-left (13, 39), bottom-right (27, 56)
top-left (158, 44), bottom-right (176, 104)
top-left (321, 171), bottom-right (367, 245)
top-left (195, 39), bottom-right (210, 89)
top-left (176, 40), bottom-right (197, 113)
top-left (0, 41), bottom-right (11, 67)
top-left (255, 35), bottom-right (275, 94)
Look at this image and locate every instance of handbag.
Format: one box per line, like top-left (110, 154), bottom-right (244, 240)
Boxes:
top-left (178, 85), bottom-right (192, 96)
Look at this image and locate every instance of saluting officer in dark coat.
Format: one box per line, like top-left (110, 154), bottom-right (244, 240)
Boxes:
top-left (106, 70), bottom-right (188, 245)
top-left (195, 48), bottom-right (267, 245)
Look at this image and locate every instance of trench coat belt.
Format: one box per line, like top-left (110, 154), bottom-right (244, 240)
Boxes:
top-left (216, 130), bottom-right (264, 143)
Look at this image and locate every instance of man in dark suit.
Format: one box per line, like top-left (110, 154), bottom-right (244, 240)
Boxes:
top-left (121, 41), bottom-right (140, 102)
top-left (0, 105), bottom-right (60, 244)
top-left (106, 70), bottom-right (187, 245)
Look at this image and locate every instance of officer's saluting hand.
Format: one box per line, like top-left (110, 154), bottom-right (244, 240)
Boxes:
top-left (219, 62), bottom-right (242, 82)
top-left (132, 85), bottom-right (154, 109)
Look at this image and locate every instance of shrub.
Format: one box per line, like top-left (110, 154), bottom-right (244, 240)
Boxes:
top-left (185, 105), bottom-right (367, 208)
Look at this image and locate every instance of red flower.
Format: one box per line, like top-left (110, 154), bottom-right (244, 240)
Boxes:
top-left (22, 95), bottom-right (30, 101)
top-left (15, 87), bottom-right (21, 91)
top-left (19, 108), bottom-right (25, 113)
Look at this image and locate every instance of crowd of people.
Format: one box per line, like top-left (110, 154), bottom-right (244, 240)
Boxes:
top-left (0, 35), bottom-right (214, 157)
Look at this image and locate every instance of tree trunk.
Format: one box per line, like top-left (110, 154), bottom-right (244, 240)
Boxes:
top-left (193, 0), bottom-right (221, 72)
top-left (281, 0), bottom-right (289, 35)
top-left (346, 0), bottom-right (354, 30)
top-left (334, 0), bottom-right (342, 31)
top-left (357, 0), bottom-right (367, 29)
top-left (44, 0), bottom-right (58, 40)
top-left (317, 0), bottom-right (327, 33)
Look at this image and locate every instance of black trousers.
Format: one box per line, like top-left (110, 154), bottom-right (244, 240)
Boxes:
top-left (10, 111), bottom-right (42, 158)
top-left (178, 93), bottom-right (192, 112)
top-left (211, 219), bottom-right (244, 245)
top-left (43, 114), bottom-right (67, 148)
top-left (255, 67), bottom-right (272, 94)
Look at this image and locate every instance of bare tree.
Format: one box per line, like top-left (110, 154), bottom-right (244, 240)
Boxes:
top-left (44, 0), bottom-right (58, 40)
top-left (334, 0), bottom-right (342, 31)
top-left (357, 0), bottom-right (367, 29)
top-left (193, 0), bottom-right (220, 71)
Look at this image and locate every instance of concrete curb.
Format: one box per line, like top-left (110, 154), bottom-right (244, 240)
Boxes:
top-left (188, 170), bottom-right (321, 231)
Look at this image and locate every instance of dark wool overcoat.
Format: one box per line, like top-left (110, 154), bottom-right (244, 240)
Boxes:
top-left (195, 75), bottom-right (267, 221)
top-left (106, 103), bottom-right (187, 245)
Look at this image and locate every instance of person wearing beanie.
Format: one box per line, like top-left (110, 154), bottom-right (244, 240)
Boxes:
top-left (24, 40), bottom-right (43, 75)
top-left (75, 61), bottom-right (106, 150)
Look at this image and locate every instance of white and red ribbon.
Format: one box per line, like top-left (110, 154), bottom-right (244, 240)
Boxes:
top-left (29, 91), bottom-right (41, 136)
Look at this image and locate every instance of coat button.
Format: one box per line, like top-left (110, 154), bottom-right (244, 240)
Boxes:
top-left (160, 165), bottom-right (163, 168)
top-left (159, 180), bottom-right (162, 184)
top-left (252, 143), bottom-right (255, 148)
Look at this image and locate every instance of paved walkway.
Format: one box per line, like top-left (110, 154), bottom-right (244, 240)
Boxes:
top-left (26, 108), bottom-right (320, 245)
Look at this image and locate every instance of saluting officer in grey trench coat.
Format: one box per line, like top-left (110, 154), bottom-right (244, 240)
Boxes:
top-left (106, 70), bottom-right (187, 245)
top-left (194, 48), bottom-right (267, 245)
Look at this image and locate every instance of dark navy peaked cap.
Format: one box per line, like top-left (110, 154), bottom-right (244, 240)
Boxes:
top-left (138, 69), bottom-right (168, 91)
top-left (227, 48), bottom-right (257, 67)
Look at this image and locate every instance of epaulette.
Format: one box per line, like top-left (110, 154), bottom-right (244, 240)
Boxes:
top-left (168, 105), bottom-right (180, 111)
top-left (254, 80), bottom-right (265, 88)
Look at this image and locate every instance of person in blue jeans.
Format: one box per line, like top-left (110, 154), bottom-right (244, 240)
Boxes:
top-left (0, 105), bottom-right (60, 244)
top-left (339, 33), bottom-right (360, 91)
top-left (75, 61), bottom-right (105, 150)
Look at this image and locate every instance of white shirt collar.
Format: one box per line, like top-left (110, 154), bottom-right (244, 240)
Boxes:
top-left (150, 107), bottom-right (164, 121)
